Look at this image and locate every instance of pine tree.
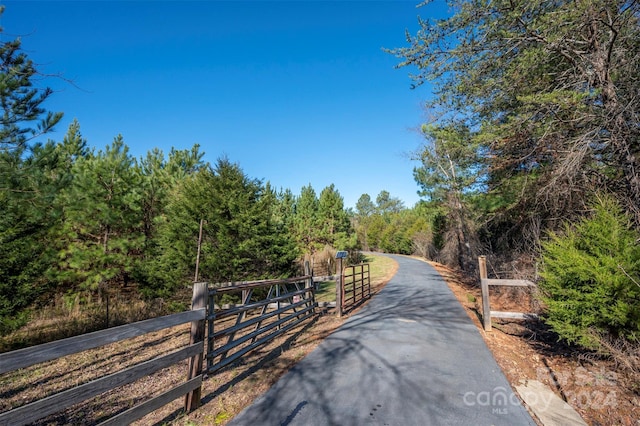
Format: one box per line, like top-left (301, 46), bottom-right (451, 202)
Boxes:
top-left (270, 185), bottom-right (296, 232)
top-left (56, 136), bottom-right (144, 295)
top-left (375, 190), bottom-right (404, 215)
top-left (0, 5), bottom-right (62, 154)
top-left (355, 194), bottom-right (375, 218)
top-left (148, 158), bottom-right (298, 291)
top-left (0, 8), bottom-right (64, 332)
top-left (138, 145), bottom-right (204, 241)
top-left (318, 184), bottom-right (351, 247)
top-left (293, 184), bottom-right (321, 253)
top-left (413, 123), bottom-right (482, 270)
top-left (354, 193), bottom-right (376, 251)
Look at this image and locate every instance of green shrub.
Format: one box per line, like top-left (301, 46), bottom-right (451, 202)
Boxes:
top-left (539, 195), bottom-right (640, 350)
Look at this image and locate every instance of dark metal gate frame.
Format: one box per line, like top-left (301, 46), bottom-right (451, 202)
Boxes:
top-left (205, 266), bottom-right (316, 374)
top-left (340, 263), bottom-right (371, 313)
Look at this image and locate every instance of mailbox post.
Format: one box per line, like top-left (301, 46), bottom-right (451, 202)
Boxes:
top-left (335, 251), bottom-right (348, 317)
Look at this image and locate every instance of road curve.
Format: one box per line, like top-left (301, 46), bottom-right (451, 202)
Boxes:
top-left (228, 254), bottom-right (535, 426)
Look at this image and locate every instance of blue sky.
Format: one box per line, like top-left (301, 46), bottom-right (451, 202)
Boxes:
top-left (2, 0), bottom-right (447, 209)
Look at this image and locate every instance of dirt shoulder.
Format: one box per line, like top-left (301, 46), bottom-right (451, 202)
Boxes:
top-left (427, 260), bottom-right (640, 426)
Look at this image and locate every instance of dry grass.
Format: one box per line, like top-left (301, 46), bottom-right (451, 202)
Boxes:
top-left (0, 287), bottom-right (191, 353)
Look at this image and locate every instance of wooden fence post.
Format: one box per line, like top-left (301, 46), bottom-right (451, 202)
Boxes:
top-left (194, 218), bottom-right (204, 282)
top-left (304, 261), bottom-right (315, 312)
top-left (479, 256), bottom-right (492, 331)
top-left (304, 260), bottom-right (311, 285)
top-left (185, 282), bottom-right (207, 411)
top-left (336, 257), bottom-right (343, 318)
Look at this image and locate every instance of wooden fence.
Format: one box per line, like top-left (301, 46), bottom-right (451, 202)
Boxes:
top-left (340, 264), bottom-right (371, 313)
top-left (206, 264), bottom-right (316, 374)
top-left (0, 261), bottom-right (367, 424)
top-left (0, 283), bottom-right (207, 426)
top-left (478, 256), bottom-right (538, 331)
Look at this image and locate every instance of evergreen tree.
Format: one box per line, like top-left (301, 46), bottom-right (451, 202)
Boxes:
top-left (55, 136), bottom-right (144, 294)
top-left (317, 184), bottom-right (351, 247)
top-left (354, 194), bottom-right (376, 250)
top-left (202, 158), bottom-right (297, 280)
top-left (270, 185), bottom-right (296, 231)
top-left (0, 153), bottom-right (52, 332)
top-left (143, 172), bottom-right (204, 294)
top-left (355, 194), bottom-right (375, 218)
top-left (148, 158), bottom-right (298, 291)
top-left (375, 190), bottom-right (404, 214)
top-left (0, 122), bottom-right (88, 333)
top-left (0, 10), bottom-right (65, 332)
top-left (0, 5), bottom-right (62, 155)
top-left (354, 190), bottom-right (412, 254)
top-left (365, 214), bottom-right (386, 252)
top-left (293, 184), bottom-right (321, 253)
top-left (406, 207), bottom-right (435, 259)
top-left (414, 123), bottom-right (483, 270)
top-left (138, 145), bottom-right (204, 241)
top-left (134, 145), bottom-right (205, 292)
top-left (540, 195), bottom-right (640, 349)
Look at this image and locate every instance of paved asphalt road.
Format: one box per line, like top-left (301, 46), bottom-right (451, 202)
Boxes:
top-left (228, 254), bottom-right (536, 426)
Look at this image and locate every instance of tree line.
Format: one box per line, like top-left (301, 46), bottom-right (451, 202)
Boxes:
top-left (0, 121), bottom-right (357, 333)
top-left (386, 0), bottom-right (640, 354)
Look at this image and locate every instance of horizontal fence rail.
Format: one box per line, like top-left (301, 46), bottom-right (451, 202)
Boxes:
top-left (478, 256), bottom-right (538, 331)
top-left (341, 264), bottom-right (371, 312)
top-left (0, 309), bottom-right (203, 375)
top-left (206, 271), bottom-right (316, 374)
top-left (0, 283), bottom-right (207, 426)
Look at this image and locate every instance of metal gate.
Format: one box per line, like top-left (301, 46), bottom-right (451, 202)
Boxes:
top-left (340, 263), bottom-right (371, 313)
top-left (206, 273), bottom-right (316, 374)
